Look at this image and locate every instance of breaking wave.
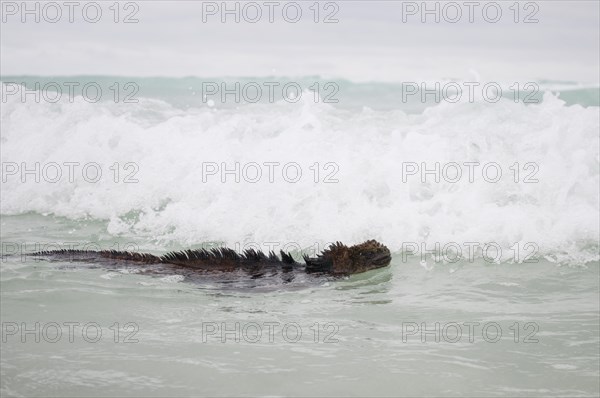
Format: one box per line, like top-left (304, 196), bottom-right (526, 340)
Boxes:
top-left (1, 82), bottom-right (598, 264)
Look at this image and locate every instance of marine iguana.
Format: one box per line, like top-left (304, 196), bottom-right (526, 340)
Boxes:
top-left (31, 240), bottom-right (392, 282)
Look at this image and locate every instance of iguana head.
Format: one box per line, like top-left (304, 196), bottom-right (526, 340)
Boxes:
top-left (304, 240), bottom-right (391, 275)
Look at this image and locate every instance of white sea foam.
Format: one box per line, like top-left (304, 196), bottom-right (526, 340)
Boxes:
top-left (1, 87), bottom-right (598, 264)
top-left (159, 275), bottom-right (185, 283)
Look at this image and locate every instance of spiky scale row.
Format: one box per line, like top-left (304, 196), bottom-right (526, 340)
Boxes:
top-left (159, 247), bottom-right (295, 264)
top-left (32, 247), bottom-right (299, 269)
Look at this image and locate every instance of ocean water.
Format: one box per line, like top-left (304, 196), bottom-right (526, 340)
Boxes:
top-left (1, 76), bottom-right (599, 397)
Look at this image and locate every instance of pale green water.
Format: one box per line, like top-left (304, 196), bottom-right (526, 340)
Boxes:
top-left (3, 76), bottom-right (599, 112)
top-left (1, 214), bottom-right (598, 397)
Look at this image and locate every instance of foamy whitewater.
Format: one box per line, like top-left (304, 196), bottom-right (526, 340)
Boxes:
top-left (1, 79), bottom-right (599, 265)
top-left (1, 77), bottom-right (599, 397)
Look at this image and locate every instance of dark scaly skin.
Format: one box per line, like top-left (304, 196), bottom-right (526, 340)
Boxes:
top-left (31, 240), bottom-right (392, 279)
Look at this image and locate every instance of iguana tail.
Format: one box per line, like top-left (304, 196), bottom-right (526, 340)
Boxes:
top-left (31, 249), bottom-right (162, 264)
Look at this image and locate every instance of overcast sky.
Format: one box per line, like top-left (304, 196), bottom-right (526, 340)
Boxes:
top-left (1, 1), bottom-right (599, 82)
